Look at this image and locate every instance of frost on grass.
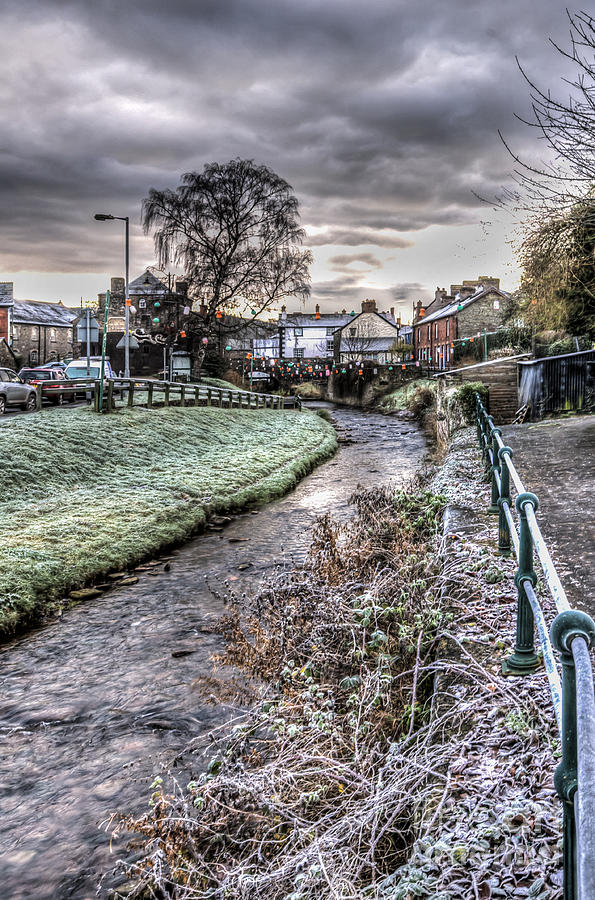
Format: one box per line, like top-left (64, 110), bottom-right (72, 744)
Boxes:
top-left (0, 406), bottom-right (336, 634)
top-left (110, 432), bottom-right (563, 899)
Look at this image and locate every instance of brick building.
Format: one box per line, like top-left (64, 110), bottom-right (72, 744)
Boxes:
top-left (413, 279), bottom-right (511, 370)
top-left (0, 282), bottom-right (14, 343)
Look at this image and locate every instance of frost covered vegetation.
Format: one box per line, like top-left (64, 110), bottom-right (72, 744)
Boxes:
top-left (378, 379), bottom-right (436, 415)
top-left (113, 483), bottom-right (447, 898)
top-left (112, 430), bottom-right (563, 899)
top-left (0, 405), bottom-right (336, 636)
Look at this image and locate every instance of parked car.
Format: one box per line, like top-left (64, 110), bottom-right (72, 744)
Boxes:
top-left (0, 368), bottom-right (37, 415)
top-left (64, 358), bottom-right (115, 380)
top-left (38, 361), bottom-right (68, 371)
top-left (18, 367), bottom-right (75, 405)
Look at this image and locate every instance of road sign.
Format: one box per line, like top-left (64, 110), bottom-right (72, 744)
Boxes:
top-left (116, 334), bottom-right (139, 350)
top-left (76, 315), bottom-right (99, 342)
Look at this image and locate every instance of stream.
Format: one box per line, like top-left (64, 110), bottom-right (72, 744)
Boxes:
top-left (0, 404), bottom-right (427, 899)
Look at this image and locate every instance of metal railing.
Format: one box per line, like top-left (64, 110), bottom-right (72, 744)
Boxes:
top-left (476, 393), bottom-right (595, 900)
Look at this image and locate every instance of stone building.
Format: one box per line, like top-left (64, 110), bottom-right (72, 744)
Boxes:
top-left (12, 300), bottom-right (77, 366)
top-left (413, 279), bottom-right (512, 369)
top-left (333, 299), bottom-right (402, 364)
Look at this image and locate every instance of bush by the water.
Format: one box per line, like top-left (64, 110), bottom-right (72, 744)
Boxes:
top-left (115, 483), bottom-right (447, 899)
top-left (0, 405), bottom-right (336, 635)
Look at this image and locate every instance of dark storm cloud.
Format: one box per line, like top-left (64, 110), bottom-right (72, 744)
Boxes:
top-left (329, 253), bottom-right (383, 271)
top-left (0, 0), bottom-right (578, 276)
top-left (308, 229), bottom-right (413, 248)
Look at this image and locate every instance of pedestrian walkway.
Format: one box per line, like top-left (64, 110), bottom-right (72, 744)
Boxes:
top-left (502, 415), bottom-right (595, 614)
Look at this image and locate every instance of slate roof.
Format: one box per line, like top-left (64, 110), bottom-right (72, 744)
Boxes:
top-left (13, 300), bottom-right (78, 327)
top-left (335, 310), bottom-right (399, 333)
top-left (128, 269), bottom-right (170, 295)
top-left (418, 287), bottom-right (509, 325)
top-left (280, 313), bottom-right (353, 329)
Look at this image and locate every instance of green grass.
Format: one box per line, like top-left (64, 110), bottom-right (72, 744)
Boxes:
top-left (0, 405), bottom-right (336, 636)
top-left (378, 378), bottom-right (436, 413)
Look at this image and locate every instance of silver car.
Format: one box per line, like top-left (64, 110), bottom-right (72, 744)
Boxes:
top-left (0, 368), bottom-right (37, 415)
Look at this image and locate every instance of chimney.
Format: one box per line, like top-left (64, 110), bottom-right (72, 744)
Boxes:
top-left (341, 308), bottom-right (346, 314)
top-left (315, 303), bottom-right (321, 320)
top-left (111, 277), bottom-right (125, 295)
top-left (390, 306), bottom-right (395, 319)
top-left (361, 298), bottom-right (377, 313)
top-left (281, 304), bottom-right (287, 321)
top-left (415, 299), bottom-right (423, 320)
top-left (397, 315), bottom-right (402, 327)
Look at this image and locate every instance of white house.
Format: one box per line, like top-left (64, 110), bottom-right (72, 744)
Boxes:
top-left (278, 301), bottom-right (398, 360)
top-left (334, 300), bottom-right (402, 364)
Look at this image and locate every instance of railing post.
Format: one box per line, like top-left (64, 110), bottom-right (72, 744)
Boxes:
top-left (180, 384), bottom-right (186, 407)
top-left (147, 383), bottom-right (153, 409)
top-left (93, 380), bottom-right (101, 412)
top-left (488, 425), bottom-right (502, 513)
top-left (503, 492), bottom-right (540, 676)
top-left (164, 383), bottom-right (170, 407)
top-left (497, 446), bottom-right (513, 556)
top-left (107, 379), bottom-right (114, 412)
top-left (128, 381), bottom-right (134, 407)
top-left (35, 383), bottom-right (43, 411)
top-left (207, 388), bottom-right (212, 407)
top-left (551, 611), bottom-right (595, 900)
top-left (475, 394), bottom-right (483, 444)
top-left (194, 386), bottom-right (199, 407)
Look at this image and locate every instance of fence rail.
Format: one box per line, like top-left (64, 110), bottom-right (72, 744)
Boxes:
top-left (518, 349), bottom-right (595, 419)
top-left (476, 393), bottom-right (595, 900)
top-left (33, 378), bottom-right (301, 413)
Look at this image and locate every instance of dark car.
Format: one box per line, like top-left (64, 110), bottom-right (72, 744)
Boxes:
top-left (0, 368), bottom-right (37, 414)
top-left (18, 367), bottom-right (75, 405)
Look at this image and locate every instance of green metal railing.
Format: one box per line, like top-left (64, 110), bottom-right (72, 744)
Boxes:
top-left (476, 393), bottom-right (595, 900)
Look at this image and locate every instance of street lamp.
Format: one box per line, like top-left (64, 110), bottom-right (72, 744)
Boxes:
top-left (94, 212), bottom-right (130, 377)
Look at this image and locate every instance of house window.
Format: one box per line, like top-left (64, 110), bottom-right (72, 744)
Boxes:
top-left (295, 347), bottom-right (304, 358)
top-left (326, 340), bottom-right (334, 353)
top-left (349, 327), bottom-right (356, 336)
top-left (326, 327), bottom-right (335, 335)
top-left (434, 322), bottom-right (438, 339)
top-left (427, 325), bottom-right (430, 340)
top-left (493, 300), bottom-right (500, 310)
top-left (31, 326), bottom-right (39, 340)
top-left (50, 328), bottom-right (57, 342)
top-left (139, 298), bottom-right (147, 309)
top-left (12, 325), bottom-right (19, 339)
top-left (446, 319), bottom-right (450, 338)
top-left (29, 349), bottom-right (38, 364)
top-left (294, 327), bottom-right (303, 336)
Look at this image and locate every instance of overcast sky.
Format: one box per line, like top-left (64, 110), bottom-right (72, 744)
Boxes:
top-left (0, 0), bottom-right (581, 319)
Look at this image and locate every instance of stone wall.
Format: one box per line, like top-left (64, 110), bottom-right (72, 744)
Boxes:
top-left (457, 290), bottom-right (511, 338)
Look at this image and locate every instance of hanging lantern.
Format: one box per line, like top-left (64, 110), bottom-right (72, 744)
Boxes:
top-left (388, 366), bottom-right (393, 371)
top-left (129, 305), bottom-right (137, 315)
top-left (225, 344), bottom-right (232, 351)
top-left (315, 311), bottom-right (321, 320)
top-left (152, 316), bottom-right (160, 324)
top-left (180, 330), bottom-right (187, 338)
top-left (419, 308), bottom-right (426, 317)
top-left (215, 310), bottom-right (223, 319)
top-left (154, 301), bottom-right (161, 308)
top-left (251, 308), bottom-right (257, 316)
top-left (183, 305), bottom-right (191, 315)
top-left (402, 364), bottom-right (406, 370)
top-left (358, 369), bottom-right (363, 375)
top-left (457, 303), bottom-right (463, 311)
top-left (350, 310), bottom-right (356, 316)
top-left (202, 337), bottom-right (209, 345)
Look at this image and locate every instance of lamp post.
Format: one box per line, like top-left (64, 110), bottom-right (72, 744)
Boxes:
top-left (94, 213), bottom-right (130, 377)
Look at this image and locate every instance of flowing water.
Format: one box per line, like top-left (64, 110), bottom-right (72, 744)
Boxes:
top-left (0, 405), bottom-right (427, 899)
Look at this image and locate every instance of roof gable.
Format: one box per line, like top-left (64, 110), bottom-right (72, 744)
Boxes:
top-left (418, 287), bottom-right (509, 325)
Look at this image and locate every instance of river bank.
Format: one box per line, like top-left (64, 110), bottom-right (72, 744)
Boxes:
top-left (0, 404), bottom-right (336, 637)
top-left (112, 424), bottom-right (563, 900)
top-left (0, 404), bottom-right (426, 900)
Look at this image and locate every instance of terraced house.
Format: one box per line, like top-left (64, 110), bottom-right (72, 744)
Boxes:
top-left (413, 277), bottom-right (511, 369)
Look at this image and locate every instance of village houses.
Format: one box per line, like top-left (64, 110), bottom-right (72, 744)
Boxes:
top-left (413, 277), bottom-right (512, 370)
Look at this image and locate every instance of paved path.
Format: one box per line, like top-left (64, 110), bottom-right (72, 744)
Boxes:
top-left (502, 416), bottom-right (595, 615)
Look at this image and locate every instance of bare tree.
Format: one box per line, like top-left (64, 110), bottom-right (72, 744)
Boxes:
top-left (499, 10), bottom-right (595, 212)
top-left (142, 159), bottom-right (312, 374)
